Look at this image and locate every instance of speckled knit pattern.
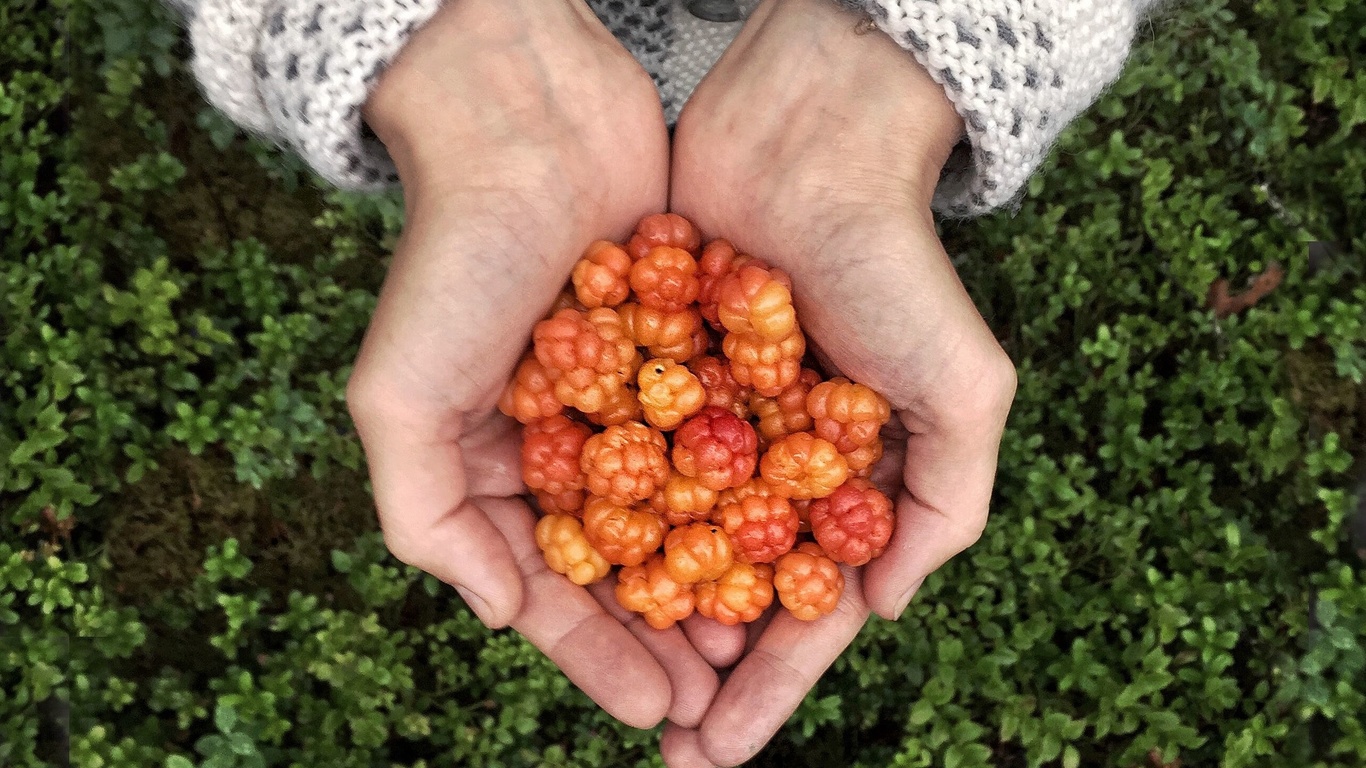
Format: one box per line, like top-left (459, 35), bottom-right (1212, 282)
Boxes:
top-left (174, 0), bottom-right (1154, 212)
top-left (841, 0), bottom-right (1164, 215)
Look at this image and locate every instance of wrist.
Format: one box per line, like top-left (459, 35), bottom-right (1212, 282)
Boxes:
top-left (751, 0), bottom-right (965, 187)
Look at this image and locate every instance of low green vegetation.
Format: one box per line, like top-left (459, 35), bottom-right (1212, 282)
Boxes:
top-left (2, 0), bottom-right (1362, 765)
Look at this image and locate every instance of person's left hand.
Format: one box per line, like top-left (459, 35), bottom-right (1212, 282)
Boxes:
top-left (660, 1), bottom-right (1017, 764)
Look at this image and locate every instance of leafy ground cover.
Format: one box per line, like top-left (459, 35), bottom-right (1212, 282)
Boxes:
top-left (2, 0), bottom-right (1363, 765)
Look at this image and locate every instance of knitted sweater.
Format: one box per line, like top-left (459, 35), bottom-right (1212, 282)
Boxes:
top-left (176, 0), bottom-right (1161, 215)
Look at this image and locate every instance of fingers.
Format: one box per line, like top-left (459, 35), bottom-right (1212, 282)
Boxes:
top-left (862, 347), bottom-right (1015, 620)
top-left (482, 497), bottom-right (675, 729)
top-left (660, 722), bottom-right (718, 768)
top-left (697, 567), bottom-right (869, 766)
top-left (680, 614), bottom-right (748, 669)
top-left (349, 378), bottom-right (525, 627)
top-left (588, 580), bottom-right (720, 729)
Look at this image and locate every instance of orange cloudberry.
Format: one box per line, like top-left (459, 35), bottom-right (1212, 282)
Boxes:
top-left (724, 329), bottom-right (806, 397)
top-left (664, 523), bottom-right (734, 584)
top-left (498, 354), bottom-right (565, 425)
top-left (571, 240), bottom-right (633, 309)
top-left (617, 303), bottom-right (706, 361)
top-left (806, 378), bottom-right (892, 453)
top-left (695, 562), bottom-right (774, 625)
top-left (759, 432), bottom-right (850, 500)
top-left (655, 471), bottom-right (719, 526)
top-left (536, 514), bottom-right (610, 586)
top-left (582, 496), bottom-right (666, 567)
top-left (580, 422), bottom-right (670, 504)
top-left (750, 368), bottom-right (821, 442)
top-left (630, 246), bottom-right (700, 313)
top-left (533, 308), bottom-right (635, 413)
top-left (717, 263), bottom-right (797, 342)
top-left (637, 358), bottom-right (707, 430)
top-left (535, 488), bottom-right (586, 518)
top-left (586, 385), bottom-right (644, 427)
top-left (616, 554), bottom-right (696, 630)
top-left (773, 542), bottom-right (843, 620)
top-left (843, 438), bottom-right (884, 477)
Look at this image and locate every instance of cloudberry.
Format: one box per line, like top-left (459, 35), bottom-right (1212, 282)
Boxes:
top-left (618, 303), bottom-right (705, 361)
top-left (774, 542), bottom-right (843, 620)
top-left (520, 415), bottom-right (591, 496)
top-left (750, 368), bottom-right (821, 442)
top-left (715, 477), bottom-right (782, 510)
top-left (714, 494), bottom-right (799, 564)
top-left (672, 407), bottom-right (759, 491)
top-left (724, 329), bottom-right (806, 397)
top-left (572, 240), bottom-right (633, 309)
top-left (627, 213), bottom-right (701, 260)
top-left (616, 554), bottom-right (696, 630)
top-left (630, 246), bottom-right (699, 313)
top-left (791, 498), bottom-right (812, 533)
top-left (697, 239), bottom-right (744, 328)
top-left (806, 378), bottom-right (892, 453)
top-left (582, 496), bottom-right (666, 567)
top-left (808, 479), bottom-right (895, 566)
top-left (657, 471), bottom-right (719, 526)
top-left (535, 488), bottom-right (585, 518)
top-left (533, 308), bottom-right (635, 413)
top-left (717, 263), bottom-right (797, 341)
top-left (695, 562), bottom-right (774, 625)
top-left (581, 422), bottom-right (670, 504)
top-left (637, 358), bottom-right (707, 430)
top-left (536, 514), bottom-right (610, 586)
top-left (498, 355), bottom-right (564, 425)
top-left (843, 438), bottom-right (884, 477)
top-left (690, 356), bottom-right (751, 419)
top-left (759, 432), bottom-right (849, 499)
top-left (586, 385), bottom-right (644, 427)
top-left (664, 523), bottom-right (734, 584)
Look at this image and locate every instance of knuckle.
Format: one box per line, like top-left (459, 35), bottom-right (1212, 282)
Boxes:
top-left (381, 526), bottom-right (429, 570)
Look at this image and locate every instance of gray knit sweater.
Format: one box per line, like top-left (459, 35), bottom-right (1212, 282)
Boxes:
top-left (176, 0), bottom-right (1161, 216)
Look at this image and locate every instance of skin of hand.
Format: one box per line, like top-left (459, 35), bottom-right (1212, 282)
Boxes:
top-left (349, 0), bottom-right (720, 732)
top-left (661, 0), bottom-right (1017, 764)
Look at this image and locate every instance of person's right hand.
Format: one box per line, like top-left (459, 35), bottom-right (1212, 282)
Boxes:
top-left (347, 0), bottom-right (718, 731)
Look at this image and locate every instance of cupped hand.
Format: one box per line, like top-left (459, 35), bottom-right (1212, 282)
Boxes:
top-left (347, 0), bottom-right (716, 731)
top-left (663, 0), bottom-right (1017, 763)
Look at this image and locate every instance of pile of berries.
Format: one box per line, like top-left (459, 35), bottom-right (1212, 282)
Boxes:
top-left (503, 214), bottom-right (895, 629)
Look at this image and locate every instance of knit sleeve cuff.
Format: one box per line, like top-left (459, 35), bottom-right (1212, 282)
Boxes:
top-left (186, 0), bottom-right (444, 189)
top-left (841, 0), bottom-right (1147, 217)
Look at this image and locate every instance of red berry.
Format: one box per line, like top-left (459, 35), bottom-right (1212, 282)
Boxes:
top-left (808, 479), bottom-right (895, 566)
top-left (713, 494), bottom-right (799, 564)
top-left (520, 415), bottom-right (591, 496)
top-left (672, 407), bottom-right (759, 491)
top-left (627, 213), bottom-right (701, 260)
top-left (689, 355), bottom-right (751, 420)
top-left (533, 308), bottom-right (636, 414)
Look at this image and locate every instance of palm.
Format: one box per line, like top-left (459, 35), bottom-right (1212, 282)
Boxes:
top-left (347, 0), bottom-right (717, 734)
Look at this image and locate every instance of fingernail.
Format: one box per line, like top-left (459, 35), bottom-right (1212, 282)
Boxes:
top-left (892, 578), bottom-right (925, 620)
top-left (455, 585), bottom-right (496, 625)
